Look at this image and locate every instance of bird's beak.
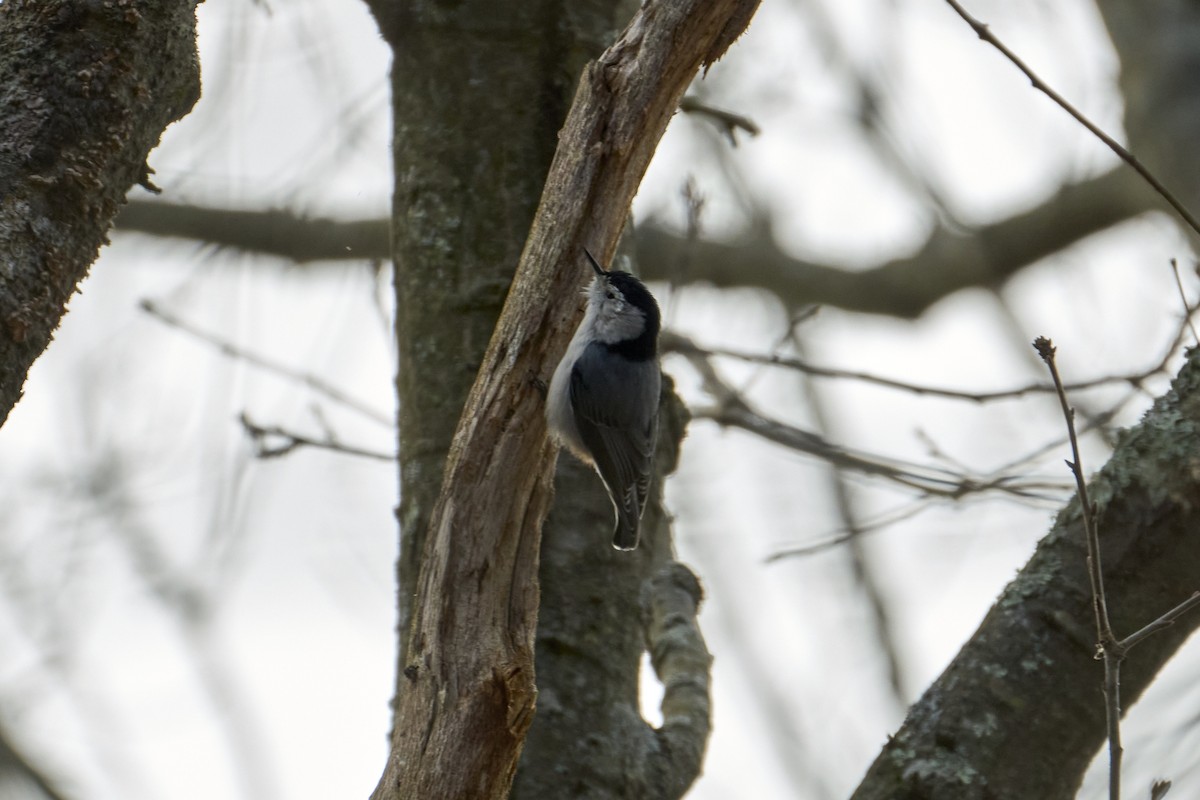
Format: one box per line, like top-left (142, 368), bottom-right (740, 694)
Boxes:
top-left (583, 248), bottom-right (607, 278)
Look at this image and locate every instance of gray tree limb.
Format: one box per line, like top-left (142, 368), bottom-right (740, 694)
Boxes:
top-left (113, 163), bottom-right (1159, 318)
top-left (635, 165), bottom-right (1161, 318)
top-left (371, 0), bottom-right (620, 701)
top-left (513, 382), bottom-right (711, 800)
top-left (640, 562), bottom-right (713, 797)
top-left (115, 201), bottom-right (389, 264)
top-left (366, 0), bottom-right (759, 796)
top-left (0, 1), bottom-right (202, 429)
top-left (851, 345), bottom-right (1200, 799)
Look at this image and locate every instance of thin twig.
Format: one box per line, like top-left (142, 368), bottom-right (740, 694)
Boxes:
top-left (1034, 336), bottom-right (1121, 800)
top-left (765, 500), bottom-right (932, 562)
top-left (682, 344), bottom-right (1069, 501)
top-left (239, 413), bottom-right (395, 462)
top-left (1169, 259), bottom-right (1199, 345)
top-left (663, 321), bottom-right (1193, 403)
top-left (1034, 338), bottom-right (1200, 800)
top-left (1034, 338), bottom-right (1115, 645)
top-left (679, 96), bottom-right (761, 146)
top-left (142, 299), bottom-right (392, 425)
top-left (1106, 658), bottom-right (1125, 799)
top-left (1118, 591), bottom-right (1200, 653)
top-left (943, 0), bottom-right (1200, 240)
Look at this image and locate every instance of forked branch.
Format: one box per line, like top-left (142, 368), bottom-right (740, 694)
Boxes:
top-left (1034, 337), bottom-right (1200, 800)
top-left (369, 2), bottom-right (761, 799)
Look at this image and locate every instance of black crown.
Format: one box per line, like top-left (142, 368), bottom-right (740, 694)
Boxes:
top-left (605, 271), bottom-right (660, 361)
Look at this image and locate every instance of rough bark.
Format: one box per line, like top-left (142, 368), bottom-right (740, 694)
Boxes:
top-left (0, 0), bottom-right (201, 429)
top-left (851, 345), bottom-right (1200, 799)
top-left (367, 1), bottom-right (758, 797)
top-left (513, 382), bottom-right (712, 799)
top-left (365, 0), bottom-right (622, 689)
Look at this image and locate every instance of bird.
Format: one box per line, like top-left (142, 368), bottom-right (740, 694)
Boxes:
top-left (546, 249), bottom-right (662, 550)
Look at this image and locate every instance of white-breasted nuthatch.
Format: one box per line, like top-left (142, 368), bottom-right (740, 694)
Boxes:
top-left (546, 249), bottom-right (661, 550)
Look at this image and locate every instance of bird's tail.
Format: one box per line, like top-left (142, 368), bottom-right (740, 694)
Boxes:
top-left (611, 492), bottom-right (641, 551)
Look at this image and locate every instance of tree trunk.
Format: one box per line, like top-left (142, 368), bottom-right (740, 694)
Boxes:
top-left (1094, 0), bottom-right (1200, 213)
top-left (363, 0), bottom-right (624, 686)
top-left (0, 0), bottom-right (201, 429)
top-left (367, 0), bottom-right (759, 797)
top-left (513, 382), bottom-right (712, 799)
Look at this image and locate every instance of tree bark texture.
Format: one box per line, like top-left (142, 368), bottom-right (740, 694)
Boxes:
top-left (368, 1), bottom-right (759, 797)
top-left (365, 0), bottom-right (622, 688)
top-left (0, 0), bottom-right (201, 430)
top-left (851, 345), bottom-right (1200, 799)
top-left (513, 382), bottom-right (712, 800)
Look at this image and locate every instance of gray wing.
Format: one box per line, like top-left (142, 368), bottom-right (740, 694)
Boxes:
top-left (569, 343), bottom-right (660, 550)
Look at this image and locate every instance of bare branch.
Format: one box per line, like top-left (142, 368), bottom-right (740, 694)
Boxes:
top-left (765, 501), bottom-right (932, 562)
top-left (640, 563), bottom-right (713, 796)
top-left (142, 300), bottom-right (391, 425)
top-left (371, 2), bottom-right (761, 797)
top-left (678, 341), bottom-right (1067, 500)
top-left (637, 167), bottom-right (1161, 318)
top-left (851, 347), bottom-right (1200, 799)
top-left (679, 96), bottom-right (760, 145)
top-left (1034, 336), bottom-right (1122, 798)
top-left (1169, 259), bottom-right (1199, 345)
top-left (1034, 338), bottom-right (1200, 800)
top-left (943, 0), bottom-right (1200, 240)
top-left (663, 323), bottom-right (1190, 403)
top-left (239, 413), bottom-right (395, 462)
top-left (115, 166), bottom-right (1157, 321)
top-left (116, 201), bottom-right (389, 264)
top-left (1118, 591), bottom-right (1200, 653)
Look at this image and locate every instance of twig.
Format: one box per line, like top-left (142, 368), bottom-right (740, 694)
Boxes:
top-left (943, 0), bottom-right (1200, 240)
top-left (141, 299), bottom-right (392, 425)
top-left (765, 500), bottom-right (931, 561)
top-left (1169, 259), bottom-right (1199, 345)
top-left (1151, 779), bottom-right (1172, 800)
top-left (1034, 336), bottom-right (1121, 798)
top-left (681, 343), bottom-right (1069, 501)
top-left (664, 322), bottom-right (1192, 403)
top-left (239, 412), bottom-right (394, 462)
top-left (796, 329), bottom-right (909, 701)
top-left (1034, 338), bottom-right (1114, 645)
top-left (679, 96), bottom-right (760, 145)
top-left (1117, 591), bottom-right (1200, 653)
top-left (1034, 337), bottom-right (1200, 800)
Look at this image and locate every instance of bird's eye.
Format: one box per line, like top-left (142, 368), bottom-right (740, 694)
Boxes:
top-left (605, 291), bottom-right (615, 300)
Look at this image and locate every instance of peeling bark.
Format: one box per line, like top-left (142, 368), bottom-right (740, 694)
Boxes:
top-left (513, 382), bottom-right (712, 800)
top-left (368, 1), bottom-right (758, 797)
